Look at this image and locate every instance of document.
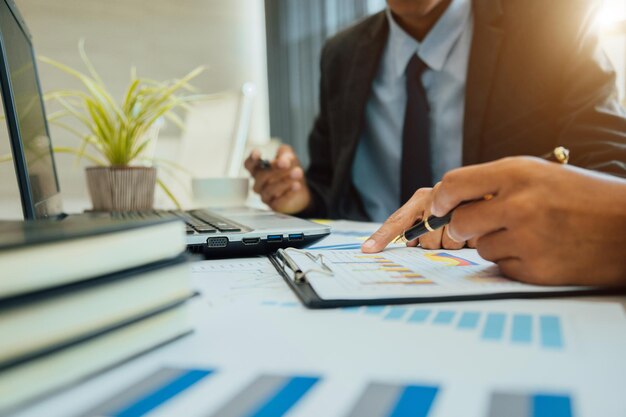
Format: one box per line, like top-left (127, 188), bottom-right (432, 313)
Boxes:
top-left (67, 300), bottom-right (626, 417)
top-left (284, 247), bottom-right (589, 301)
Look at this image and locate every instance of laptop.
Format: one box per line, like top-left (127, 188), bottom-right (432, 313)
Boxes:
top-left (0, 0), bottom-right (329, 258)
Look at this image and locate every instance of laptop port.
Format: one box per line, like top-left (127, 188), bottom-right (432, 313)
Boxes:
top-left (288, 233), bottom-right (304, 241)
top-left (242, 237), bottom-right (261, 245)
top-left (266, 234), bottom-right (283, 243)
top-left (206, 237), bottom-right (229, 248)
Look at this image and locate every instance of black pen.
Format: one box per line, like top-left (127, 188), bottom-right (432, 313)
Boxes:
top-left (395, 146), bottom-right (570, 244)
top-left (257, 158), bottom-right (272, 170)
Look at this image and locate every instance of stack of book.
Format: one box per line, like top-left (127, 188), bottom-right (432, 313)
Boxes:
top-left (0, 217), bottom-right (194, 413)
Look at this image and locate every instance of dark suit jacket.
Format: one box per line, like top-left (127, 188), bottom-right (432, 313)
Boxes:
top-left (302, 0), bottom-right (626, 220)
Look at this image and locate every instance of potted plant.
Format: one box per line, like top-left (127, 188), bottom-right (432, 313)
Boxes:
top-left (41, 41), bottom-right (203, 211)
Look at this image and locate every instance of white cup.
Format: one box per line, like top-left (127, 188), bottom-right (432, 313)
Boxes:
top-left (191, 177), bottom-right (249, 208)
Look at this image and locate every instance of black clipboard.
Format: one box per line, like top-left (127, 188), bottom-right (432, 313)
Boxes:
top-left (268, 249), bottom-right (625, 310)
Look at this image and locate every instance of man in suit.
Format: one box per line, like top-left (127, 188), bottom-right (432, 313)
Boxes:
top-left (245, 0), bottom-right (626, 248)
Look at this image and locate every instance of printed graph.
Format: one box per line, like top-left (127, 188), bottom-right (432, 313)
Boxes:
top-left (79, 366), bottom-right (577, 417)
top-left (337, 254), bottom-right (434, 285)
top-left (341, 306), bottom-right (565, 350)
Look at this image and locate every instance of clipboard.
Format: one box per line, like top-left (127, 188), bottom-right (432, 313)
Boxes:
top-left (268, 248), bottom-right (625, 309)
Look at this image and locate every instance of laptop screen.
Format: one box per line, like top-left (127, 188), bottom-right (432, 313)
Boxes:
top-left (0, 0), bottom-right (62, 219)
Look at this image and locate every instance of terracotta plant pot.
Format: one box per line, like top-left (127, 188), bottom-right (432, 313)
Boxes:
top-left (85, 166), bottom-right (157, 212)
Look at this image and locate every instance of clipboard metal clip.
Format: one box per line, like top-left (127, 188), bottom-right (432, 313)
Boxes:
top-left (276, 248), bottom-right (334, 283)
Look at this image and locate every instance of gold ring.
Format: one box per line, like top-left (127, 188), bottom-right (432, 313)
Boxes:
top-left (424, 218), bottom-right (435, 233)
top-left (553, 146), bottom-right (570, 165)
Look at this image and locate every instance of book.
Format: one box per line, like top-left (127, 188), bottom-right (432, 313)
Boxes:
top-left (0, 302), bottom-right (193, 413)
top-left (0, 256), bottom-right (192, 368)
top-left (0, 217), bottom-right (186, 299)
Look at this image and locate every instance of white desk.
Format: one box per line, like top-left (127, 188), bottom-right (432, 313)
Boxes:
top-left (8, 221), bottom-right (626, 417)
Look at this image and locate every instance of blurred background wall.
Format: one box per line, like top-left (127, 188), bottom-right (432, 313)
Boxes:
top-left (0, 0), bottom-right (270, 215)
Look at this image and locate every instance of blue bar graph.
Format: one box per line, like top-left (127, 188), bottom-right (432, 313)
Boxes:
top-left (249, 376), bottom-right (319, 417)
top-left (408, 309), bottom-right (431, 323)
top-left (511, 314), bottom-right (533, 344)
top-left (385, 307), bottom-right (408, 321)
top-left (540, 316), bottom-right (564, 349)
top-left (482, 313), bottom-right (506, 341)
top-left (111, 369), bottom-right (212, 417)
top-left (388, 385), bottom-right (439, 417)
top-left (432, 310), bottom-right (455, 325)
top-left (532, 393), bottom-right (573, 417)
top-left (262, 302), bottom-right (566, 351)
top-left (457, 312), bottom-right (481, 329)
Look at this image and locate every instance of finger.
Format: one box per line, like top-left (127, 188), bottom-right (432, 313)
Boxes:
top-left (419, 227), bottom-right (444, 250)
top-left (275, 145), bottom-right (298, 169)
top-left (441, 225), bottom-right (465, 250)
top-left (244, 150), bottom-right (262, 173)
top-left (407, 239), bottom-right (419, 247)
top-left (266, 166), bottom-right (304, 187)
top-left (467, 236), bottom-right (479, 248)
top-left (446, 197), bottom-right (507, 242)
top-left (262, 177), bottom-right (299, 202)
top-left (362, 188), bottom-right (431, 253)
top-left (475, 229), bottom-right (515, 263)
top-left (431, 161), bottom-right (506, 217)
top-left (252, 169), bottom-right (276, 193)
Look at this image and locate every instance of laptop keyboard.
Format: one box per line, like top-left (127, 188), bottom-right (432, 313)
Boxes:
top-left (111, 210), bottom-right (243, 235)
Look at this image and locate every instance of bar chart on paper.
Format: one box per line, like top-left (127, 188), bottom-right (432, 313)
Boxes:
top-left (343, 306), bottom-right (564, 350)
top-left (260, 302), bottom-right (565, 351)
top-left (76, 366), bottom-right (577, 417)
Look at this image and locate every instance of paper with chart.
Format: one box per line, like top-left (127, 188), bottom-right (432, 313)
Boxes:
top-left (287, 247), bottom-right (590, 300)
top-left (51, 299), bottom-right (626, 417)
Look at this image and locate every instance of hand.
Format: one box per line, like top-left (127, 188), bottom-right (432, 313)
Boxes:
top-left (244, 145), bottom-right (312, 214)
top-left (361, 187), bottom-right (467, 253)
top-left (431, 157), bottom-right (626, 286)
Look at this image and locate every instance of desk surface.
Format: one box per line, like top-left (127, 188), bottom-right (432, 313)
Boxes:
top-left (9, 220), bottom-right (626, 417)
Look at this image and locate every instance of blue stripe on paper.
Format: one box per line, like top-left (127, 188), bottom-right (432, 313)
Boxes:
top-left (511, 314), bottom-right (533, 344)
top-left (432, 310), bottom-right (455, 325)
top-left (385, 307), bottom-right (408, 321)
top-left (481, 313), bottom-right (506, 341)
top-left (111, 369), bottom-right (212, 417)
top-left (249, 376), bottom-right (319, 417)
top-left (457, 312), bottom-right (480, 329)
top-left (365, 306), bottom-right (386, 315)
top-left (540, 316), bottom-right (563, 349)
top-left (388, 385), bottom-right (438, 417)
top-left (532, 394), bottom-right (572, 417)
top-left (408, 309), bottom-right (431, 323)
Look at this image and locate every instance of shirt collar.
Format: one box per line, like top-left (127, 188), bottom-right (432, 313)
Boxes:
top-left (386, 0), bottom-right (471, 77)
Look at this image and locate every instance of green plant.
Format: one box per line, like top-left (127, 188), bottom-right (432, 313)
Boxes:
top-left (41, 40), bottom-right (206, 207)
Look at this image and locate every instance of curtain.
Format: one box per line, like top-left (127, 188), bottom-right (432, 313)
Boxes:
top-left (265, 0), bottom-right (386, 166)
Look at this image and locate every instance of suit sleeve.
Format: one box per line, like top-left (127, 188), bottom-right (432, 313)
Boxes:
top-left (299, 44), bottom-right (334, 218)
top-left (555, 2), bottom-right (626, 177)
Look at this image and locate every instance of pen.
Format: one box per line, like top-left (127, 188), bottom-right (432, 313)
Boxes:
top-left (395, 146), bottom-right (570, 244)
top-left (257, 158), bottom-right (272, 170)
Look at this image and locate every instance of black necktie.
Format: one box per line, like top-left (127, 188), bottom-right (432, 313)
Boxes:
top-left (400, 55), bottom-right (432, 205)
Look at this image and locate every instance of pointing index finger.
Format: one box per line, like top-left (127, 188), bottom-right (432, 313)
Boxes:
top-left (362, 188), bottom-right (432, 253)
